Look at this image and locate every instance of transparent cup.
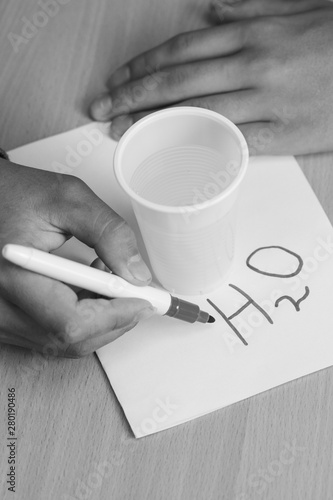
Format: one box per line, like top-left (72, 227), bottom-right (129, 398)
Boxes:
top-left (114, 107), bottom-right (249, 295)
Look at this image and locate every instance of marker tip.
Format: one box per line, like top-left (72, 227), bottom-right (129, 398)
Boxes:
top-left (208, 315), bottom-right (215, 324)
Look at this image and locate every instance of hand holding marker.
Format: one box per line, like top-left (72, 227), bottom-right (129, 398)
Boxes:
top-left (2, 245), bottom-right (215, 324)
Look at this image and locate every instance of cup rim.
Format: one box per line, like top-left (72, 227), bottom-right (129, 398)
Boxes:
top-left (113, 107), bottom-right (249, 214)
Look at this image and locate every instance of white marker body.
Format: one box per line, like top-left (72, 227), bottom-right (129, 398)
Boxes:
top-left (2, 245), bottom-right (171, 315)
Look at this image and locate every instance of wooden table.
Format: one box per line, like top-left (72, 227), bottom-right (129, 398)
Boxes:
top-left (1, 1), bottom-right (333, 499)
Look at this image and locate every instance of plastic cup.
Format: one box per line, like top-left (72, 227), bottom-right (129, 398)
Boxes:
top-left (114, 107), bottom-right (249, 295)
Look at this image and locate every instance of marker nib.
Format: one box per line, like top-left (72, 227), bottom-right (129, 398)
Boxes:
top-left (208, 315), bottom-right (215, 324)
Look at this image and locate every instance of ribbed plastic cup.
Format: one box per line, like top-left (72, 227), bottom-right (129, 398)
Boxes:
top-left (114, 107), bottom-right (249, 295)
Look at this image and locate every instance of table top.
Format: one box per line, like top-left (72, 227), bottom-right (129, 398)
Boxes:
top-left (1, 1), bottom-right (333, 499)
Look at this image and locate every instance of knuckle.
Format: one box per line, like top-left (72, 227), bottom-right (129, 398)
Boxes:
top-left (110, 87), bottom-right (133, 114)
top-left (247, 15), bottom-right (281, 41)
top-left (104, 212), bottom-right (127, 234)
top-left (112, 219), bottom-right (134, 243)
top-left (93, 209), bottom-right (131, 247)
top-left (132, 53), bottom-right (153, 77)
top-left (249, 47), bottom-right (281, 84)
top-left (64, 342), bottom-right (88, 359)
top-left (240, 48), bottom-right (257, 70)
top-left (56, 329), bottom-right (72, 347)
top-left (238, 48), bottom-right (265, 84)
top-left (166, 67), bottom-right (188, 89)
top-left (236, 20), bottom-right (252, 47)
top-left (104, 300), bottom-right (134, 331)
top-left (57, 318), bottom-right (84, 345)
top-left (62, 175), bottom-right (89, 201)
top-left (169, 33), bottom-right (194, 56)
top-left (143, 54), bottom-right (159, 75)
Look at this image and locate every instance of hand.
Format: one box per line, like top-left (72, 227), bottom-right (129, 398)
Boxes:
top-left (89, 3), bottom-right (333, 155)
top-left (0, 160), bottom-right (154, 358)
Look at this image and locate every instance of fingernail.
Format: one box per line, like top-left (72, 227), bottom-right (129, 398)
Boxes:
top-left (108, 66), bottom-right (131, 88)
top-left (128, 254), bottom-right (152, 283)
top-left (89, 94), bottom-right (112, 120)
top-left (135, 306), bottom-right (156, 322)
top-left (110, 116), bottom-right (134, 140)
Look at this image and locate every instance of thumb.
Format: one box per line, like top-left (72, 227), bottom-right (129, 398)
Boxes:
top-left (55, 176), bottom-right (152, 286)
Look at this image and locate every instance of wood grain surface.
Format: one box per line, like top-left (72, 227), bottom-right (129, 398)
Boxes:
top-left (0, 1), bottom-right (333, 499)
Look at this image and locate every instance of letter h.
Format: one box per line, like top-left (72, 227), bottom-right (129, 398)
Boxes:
top-left (207, 284), bottom-right (273, 346)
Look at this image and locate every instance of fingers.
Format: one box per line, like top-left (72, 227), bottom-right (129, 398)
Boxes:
top-left (110, 90), bottom-right (270, 140)
top-left (89, 23), bottom-right (248, 121)
top-left (90, 54), bottom-right (251, 122)
top-left (106, 24), bottom-right (245, 87)
top-left (0, 258), bottom-right (76, 333)
top-left (51, 176), bottom-right (152, 285)
top-left (61, 297), bottom-right (154, 356)
top-left (62, 298), bottom-right (154, 357)
top-left (0, 260), bottom-right (155, 357)
top-left (0, 163), bottom-right (149, 287)
top-left (210, 0), bottom-right (329, 24)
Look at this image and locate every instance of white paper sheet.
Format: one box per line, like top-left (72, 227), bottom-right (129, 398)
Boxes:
top-left (10, 123), bottom-right (333, 438)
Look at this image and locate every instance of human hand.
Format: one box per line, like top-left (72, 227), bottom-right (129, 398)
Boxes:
top-left (90, 4), bottom-right (333, 155)
top-left (0, 160), bottom-right (154, 358)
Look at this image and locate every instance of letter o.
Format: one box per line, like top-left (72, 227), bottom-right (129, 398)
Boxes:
top-left (267, 460), bottom-right (283, 476)
top-left (77, 140), bottom-right (93, 157)
top-left (87, 472), bottom-right (103, 489)
top-left (42, 344), bottom-right (58, 357)
top-left (203, 183), bottom-right (219, 199)
top-left (226, 160), bottom-right (239, 176)
top-left (246, 246), bottom-right (303, 278)
top-left (141, 417), bottom-right (157, 435)
top-left (132, 85), bottom-right (146, 102)
top-left (248, 310), bottom-right (265, 328)
top-left (96, 461), bottom-right (113, 478)
top-left (303, 256), bottom-right (318, 274)
top-left (33, 11), bottom-right (49, 27)
top-left (218, 172), bottom-right (230, 187)
top-left (142, 75), bottom-right (157, 91)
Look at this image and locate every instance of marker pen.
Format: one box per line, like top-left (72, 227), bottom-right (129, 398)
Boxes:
top-left (2, 245), bottom-right (215, 324)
